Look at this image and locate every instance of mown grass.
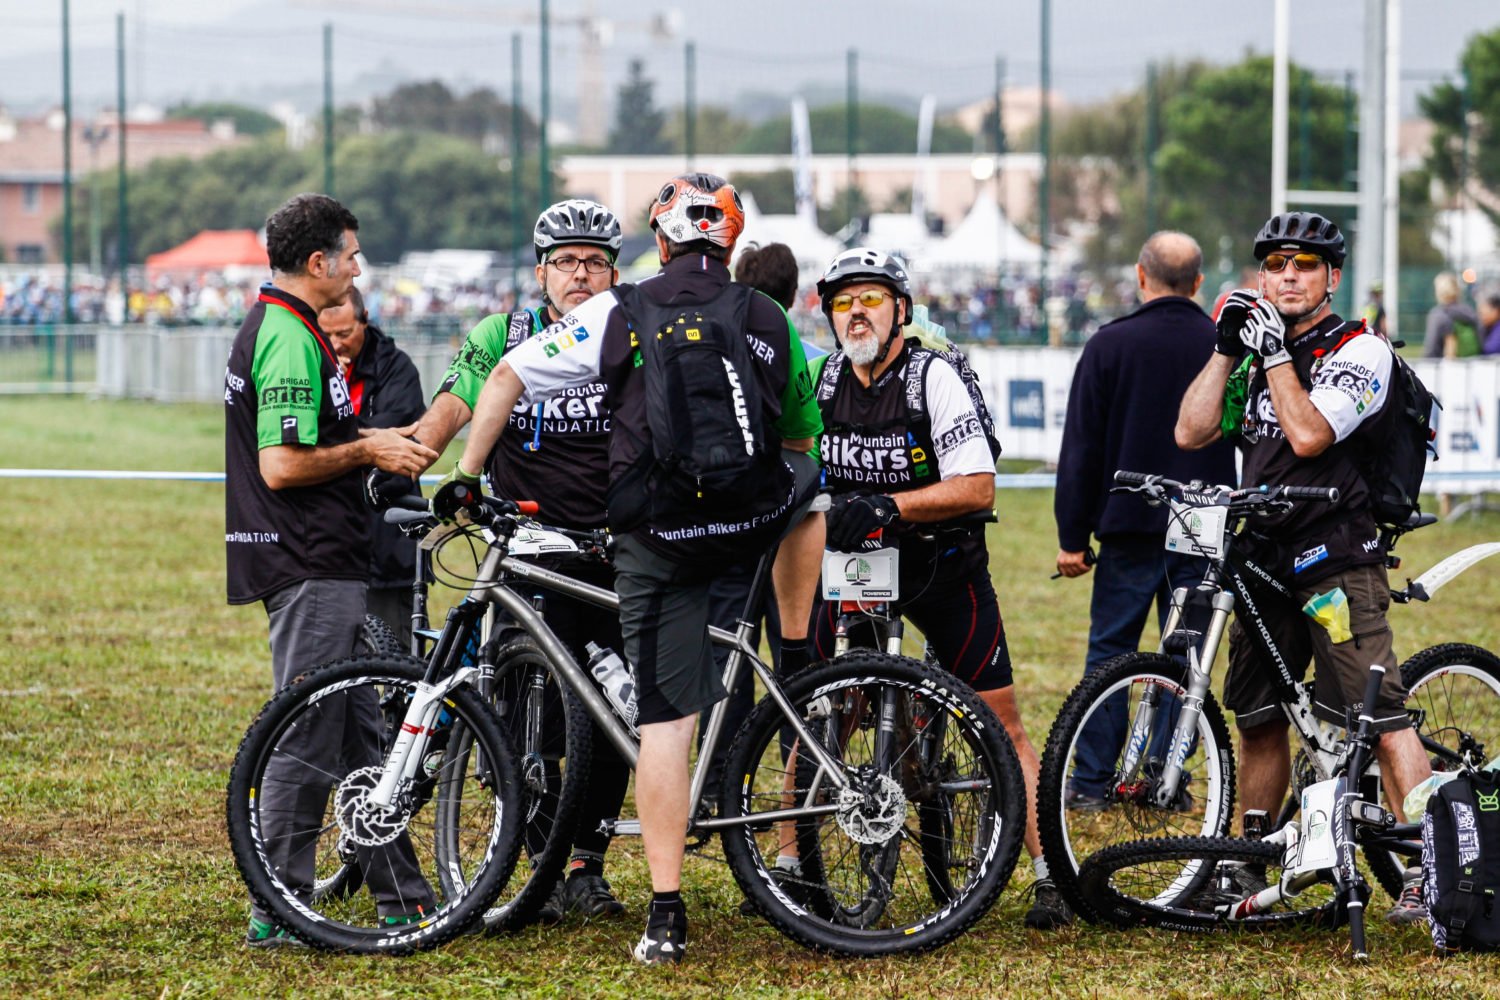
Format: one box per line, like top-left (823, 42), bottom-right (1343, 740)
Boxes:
top-left (2, 396), bottom-right (1498, 997)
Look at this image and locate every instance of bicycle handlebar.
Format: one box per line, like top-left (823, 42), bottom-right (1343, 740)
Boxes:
top-left (1112, 471), bottom-right (1339, 506)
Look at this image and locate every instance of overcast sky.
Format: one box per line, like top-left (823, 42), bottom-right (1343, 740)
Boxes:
top-left (3, 1), bottom-right (1496, 124)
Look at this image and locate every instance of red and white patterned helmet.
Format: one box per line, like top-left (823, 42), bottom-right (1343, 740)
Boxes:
top-left (649, 173), bottom-right (745, 250)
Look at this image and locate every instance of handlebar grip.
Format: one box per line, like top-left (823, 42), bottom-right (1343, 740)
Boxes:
top-left (516, 500), bottom-right (540, 516)
top-left (383, 508), bottom-right (434, 526)
top-left (1280, 486), bottom-right (1340, 502)
top-left (388, 492), bottom-right (430, 512)
top-left (1113, 471), bottom-right (1153, 485)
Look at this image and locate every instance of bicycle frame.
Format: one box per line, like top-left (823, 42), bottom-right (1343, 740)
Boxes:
top-left (383, 517), bottom-right (854, 838)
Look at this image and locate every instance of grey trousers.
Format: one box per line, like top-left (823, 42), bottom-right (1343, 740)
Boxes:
top-left (254, 578), bottom-right (433, 921)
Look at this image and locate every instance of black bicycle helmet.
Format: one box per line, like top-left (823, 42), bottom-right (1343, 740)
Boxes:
top-left (533, 199), bottom-right (623, 262)
top-left (815, 247), bottom-right (914, 326)
top-left (1252, 212), bottom-right (1346, 268)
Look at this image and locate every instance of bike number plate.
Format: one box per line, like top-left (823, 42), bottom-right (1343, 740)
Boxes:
top-left (1292, 778), bottom-right (1339, 875)
top-left (821, 547), bottom-right (899, 601)
top-left (1164, 501), bottom-right (1229, 559)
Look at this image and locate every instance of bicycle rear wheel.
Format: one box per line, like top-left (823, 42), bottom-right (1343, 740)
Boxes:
top-left (1037, 652), bottom-right (1236, 922)
top-left (720, 652), bottom-right (1025, 956)
top-left (1077, 835), bottom-right (1342, 932)
top-left (1403, 643), bottom-right (1500, 773)
top-left (227, 656), bottom-right (524, 953)
top-left (470, 633), bottom-right (593, 933)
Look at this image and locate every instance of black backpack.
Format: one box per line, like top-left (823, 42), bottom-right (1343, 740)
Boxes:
top-left (1422, 770), bottom-right (1500, 953)
top-left (607, 282), bottom-right (791, 533)
top-left (1327, 324), bottom-right (1441, 529)
top-left (814, 338), bottom-right (1004, 463)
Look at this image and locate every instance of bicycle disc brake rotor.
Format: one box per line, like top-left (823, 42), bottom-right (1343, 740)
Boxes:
top-left (836, 770), bottom-right (906, 844)
top-left (335, 765), bottom-right (413, 847)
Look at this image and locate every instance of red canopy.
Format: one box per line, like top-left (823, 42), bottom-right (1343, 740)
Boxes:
top-left (145, 229), bottom-right (269, 274)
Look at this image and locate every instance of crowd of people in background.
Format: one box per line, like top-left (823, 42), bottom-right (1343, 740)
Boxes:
top-left (4, 265), bottom-right (1498, 356)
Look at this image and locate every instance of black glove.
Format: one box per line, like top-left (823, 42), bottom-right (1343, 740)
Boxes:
top-left (825, 494), bottom-right (900, 550)
top-left (1214, 289), bottom-right (1258, 358)
top-left (364, 468), bottom-right (421, 510)
top-left (432, 461), bottom-right (484, 523)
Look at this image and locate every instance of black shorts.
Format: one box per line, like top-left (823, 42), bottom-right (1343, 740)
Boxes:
top-left (810, 564), bottom-right (1014, 692)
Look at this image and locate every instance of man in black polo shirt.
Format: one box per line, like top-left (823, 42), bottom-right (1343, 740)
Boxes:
top-left (1053, 231), bottom-right (1235, 809)
top-left (224, 193), bottom-right (437, 947)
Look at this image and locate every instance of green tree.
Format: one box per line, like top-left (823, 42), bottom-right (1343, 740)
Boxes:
top-left (733, 104), bottom-right (971, 155)
top-left (664, 105), bottom-right (750, 155)
top-left (608, 59), bottom-right (669, 155)
top-left (370, 80), bottom-right (536, 148)
top-left (727, 169), bottom-right (797, 215)
top-left (62, 131), bottom-right (547, 265)
top-left (818, 185), bottom-right (871, 236)
top-left (167, 102), bottom-right (282, 136)
top-left (1420, 26), bottom-right (1500, 224)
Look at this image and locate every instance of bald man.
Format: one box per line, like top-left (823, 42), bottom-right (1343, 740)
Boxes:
top-left (1053, 231), bottom-right (1237, 809)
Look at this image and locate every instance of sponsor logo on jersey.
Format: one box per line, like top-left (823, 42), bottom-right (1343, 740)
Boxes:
top-left (934, 413), bottom-right (981, 455)
top-left (540, 326), bottom-right (590, 358)
top-left (1294, 544), bottom-right (1329, 573)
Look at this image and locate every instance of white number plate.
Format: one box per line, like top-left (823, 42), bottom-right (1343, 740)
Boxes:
top-left (1164, 501), bottom-right (1229, 559)
top-left (821, 547), bottom-right (900, 601)
top-left (508, 526), bottom-right (580, 557)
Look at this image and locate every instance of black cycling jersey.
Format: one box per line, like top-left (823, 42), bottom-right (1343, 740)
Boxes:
top-left (224, 284), bottom-right (368, 605)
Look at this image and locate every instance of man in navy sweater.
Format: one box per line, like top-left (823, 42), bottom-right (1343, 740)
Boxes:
top-left (1053, 231), bottom-right (1237, 807)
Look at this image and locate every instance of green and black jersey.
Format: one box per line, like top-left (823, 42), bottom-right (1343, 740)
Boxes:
top-left (224, 284), bottom-right (368, 605)
top-left (438, 307), bottom-right (612, 528)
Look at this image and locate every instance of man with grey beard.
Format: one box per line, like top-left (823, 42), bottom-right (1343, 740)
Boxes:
top-left (806, 247), bottom-right (1066, 929)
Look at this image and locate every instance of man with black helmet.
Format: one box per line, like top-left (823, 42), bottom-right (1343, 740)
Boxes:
top-left (437, 174), bottom-right (824, 964)
top-left (408, 199), bottom-right (634, 925)
top-left (810, 247), bottom-right (1066, 929)
top-left (1176, 211), bottom-right (1432, 924)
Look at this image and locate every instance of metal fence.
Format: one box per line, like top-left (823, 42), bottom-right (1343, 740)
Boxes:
top-left (0, 324), bottom-right (462, 403)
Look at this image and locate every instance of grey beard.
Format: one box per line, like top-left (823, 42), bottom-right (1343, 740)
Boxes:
top-left (844, 332), bottom-right (881, 367)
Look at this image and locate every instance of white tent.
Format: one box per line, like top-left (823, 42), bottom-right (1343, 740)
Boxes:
top-left (923, 189), bottom-right (1044, 271)
top-left (863, 213), bottom-right (933, 265)
top-left (736, 192), bottom-right (841, 271)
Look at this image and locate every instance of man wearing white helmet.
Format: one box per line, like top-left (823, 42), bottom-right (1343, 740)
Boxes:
top-left (403, 199), bottom-right (634, 926)
top-left (810, 247), bottom-right (1067, 929)
top-left (437, 173), bottom-right (824, 964)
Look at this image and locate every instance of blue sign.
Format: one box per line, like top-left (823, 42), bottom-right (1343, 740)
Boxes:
top-left (1008, 379), bottom-right (1045, 430)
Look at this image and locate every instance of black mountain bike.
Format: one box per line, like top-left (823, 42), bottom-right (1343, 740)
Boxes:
top-left (1037, 471), bottom-right (1500, 922)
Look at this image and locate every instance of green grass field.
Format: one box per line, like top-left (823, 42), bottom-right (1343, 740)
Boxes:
top-left (3, 396), bottom-right (1498, 998)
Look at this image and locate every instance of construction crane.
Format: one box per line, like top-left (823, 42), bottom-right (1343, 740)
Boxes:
top-left (298, 0), bottom-right (679, 146)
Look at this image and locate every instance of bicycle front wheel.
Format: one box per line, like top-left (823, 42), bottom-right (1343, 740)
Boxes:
top-left (1037, 652), bottom-right (1236, 922)
top-left (1402, 642), bottom-right (1500, 772)
top-left (471, 633), bottom-right (593, 933)
top-left (720, 651), bottom-right (1025, 956)
top-left (227, 655), bottom-right (524, 953)
top-left (1077, 835), bottom-right (1342, 932)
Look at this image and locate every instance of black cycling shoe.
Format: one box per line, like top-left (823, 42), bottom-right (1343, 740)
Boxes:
top-left (1024, 878), bottom-right (1075, 930)
top-left (565, 872), bottom-right (626, 918)
top-left (536, 878), bottom-right (566, 925)
top-left (633, 906), bottom-right (687, 965)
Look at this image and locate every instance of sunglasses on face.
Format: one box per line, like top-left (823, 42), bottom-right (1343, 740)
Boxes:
top-left (547, 255), bottom-right (612, 274)
top-left (1261, 252), bottom-right (1326, 273)
top-left (829, 289), bottom-right (892, 313)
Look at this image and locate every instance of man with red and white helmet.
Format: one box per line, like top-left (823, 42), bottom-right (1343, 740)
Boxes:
top-left (438, 173), bottom-right (825, 964)
top-left (405, 198), bottom-right (634, 927)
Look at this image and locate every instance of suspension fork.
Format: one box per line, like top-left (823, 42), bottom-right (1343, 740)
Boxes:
top-left (832, 604), bottom-right (903, 658)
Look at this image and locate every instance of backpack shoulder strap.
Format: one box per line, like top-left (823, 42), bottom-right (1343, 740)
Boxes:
top-left (503, 308), bottom-right (536, 353)
top-left (903, 343), bottom-right (938, 422)
top-left (815, 348), bottom-right (847, 404)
